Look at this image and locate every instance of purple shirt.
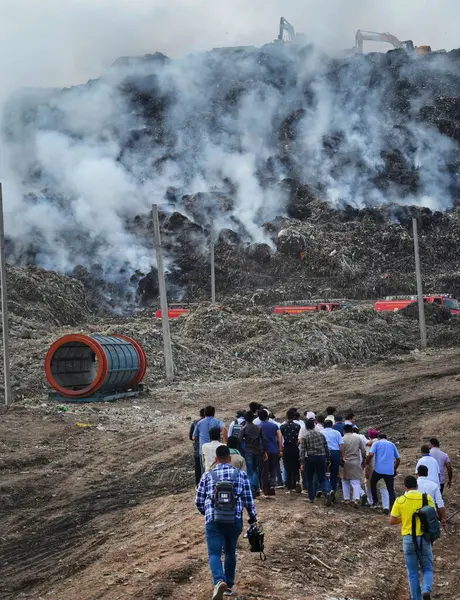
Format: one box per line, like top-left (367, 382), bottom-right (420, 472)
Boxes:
top-left (430, 447), bottom-right (450, 484)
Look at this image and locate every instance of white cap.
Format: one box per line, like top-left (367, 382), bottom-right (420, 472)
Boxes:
top-left (306, 411), bottom-right (315, 420)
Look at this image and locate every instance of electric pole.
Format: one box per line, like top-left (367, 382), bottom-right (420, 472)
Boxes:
top-left (0, 183), bottom-right (12, 405)
top-left (210, 217), bottom-right (216, 304)
top-left (413, 217), bottom-right (427, 352)
top-left (152, 204), bottom-right (174, 381)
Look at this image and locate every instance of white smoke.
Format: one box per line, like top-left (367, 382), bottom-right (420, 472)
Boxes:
top-left (1, 0), bottom-right (460, 301)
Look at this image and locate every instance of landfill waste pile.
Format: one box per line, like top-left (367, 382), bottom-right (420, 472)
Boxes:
top-left (4, 265), bottom-right (460, 403)
top-left (4, 44), bottom-right (460, 311)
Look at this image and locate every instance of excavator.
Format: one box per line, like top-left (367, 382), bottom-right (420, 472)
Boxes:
top-left (276, 17), bottom-right (308, 45)
top-left (348, 30), bottom-right (432, 55)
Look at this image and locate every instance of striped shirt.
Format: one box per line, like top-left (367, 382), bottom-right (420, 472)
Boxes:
top-left (195, 464), bottom-right (257, 524)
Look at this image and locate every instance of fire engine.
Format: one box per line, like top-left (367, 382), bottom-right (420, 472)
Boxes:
top-left (375, 294), bottom-right (460, 315)
top-left (156, 300), bottom-right (347, 319)
top-left (155, 307), bottom-right (190, 319)
top-left (273, 300), bottom-right (346, 315)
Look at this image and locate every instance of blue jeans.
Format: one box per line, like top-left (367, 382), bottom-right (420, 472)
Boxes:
top-left (205, 519), bottom-right (243, 588)
top-left (403, 536), bottom-right (433, 600)
top-left (245, 452), bottom-right (260, 493)
top-left (328, 450), bottom-right (341, 492)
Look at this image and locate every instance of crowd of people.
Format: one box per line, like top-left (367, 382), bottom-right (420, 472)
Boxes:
top-left (191, 403), bottom-right (453, 600)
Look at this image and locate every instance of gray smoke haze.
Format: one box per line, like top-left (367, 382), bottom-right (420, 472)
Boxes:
top-left (1, 0), bottom-right (460, 306)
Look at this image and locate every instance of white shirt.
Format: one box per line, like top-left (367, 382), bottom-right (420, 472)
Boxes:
top-left (325, 415), bottom-right (335, 424)
top-left (202, 441), bottom-right (224, 472)
top-left (315, 423), bottom-right (324, 432)
top-left (296, 420), bottom-right (308, 439)
top-left (416, 456), bottom-right (441, 484)
top-left (254, 417), bottom-right (280, 429)
top-left (417, 476), bottom-right (444, 508)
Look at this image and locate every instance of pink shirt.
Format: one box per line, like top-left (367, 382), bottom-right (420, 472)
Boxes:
top-left (430, 448), bottom-right (450, 484)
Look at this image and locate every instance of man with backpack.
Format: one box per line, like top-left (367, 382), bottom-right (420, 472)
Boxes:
top-left (196, 445), bottom-right (258, 600)
top-left (389, 475), bottom-right (439, 600)
top-left (228, 410), bottom-right (245, 438)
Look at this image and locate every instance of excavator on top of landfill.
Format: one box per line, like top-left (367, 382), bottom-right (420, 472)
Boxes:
top-left (345, 30), bottom-right (433, 56)
top-left (275, 17), bottom-right (308, 45)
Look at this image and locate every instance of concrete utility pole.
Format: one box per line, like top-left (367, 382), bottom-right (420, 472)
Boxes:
top-left (210, 217), bottom-right (216, 304)
top-left (152, 204), bottom-right (174, 381)
top-left (0, 184), bottom-right (12, 405)
top-left (412, 217), bottom-right (427, 352)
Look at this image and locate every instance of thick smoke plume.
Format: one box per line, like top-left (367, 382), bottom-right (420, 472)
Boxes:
top-left (1, 1), bottom-right (460, 309)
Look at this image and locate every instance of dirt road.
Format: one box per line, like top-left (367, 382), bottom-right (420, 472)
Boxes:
top-left (1, 350), bottom-right (459, 600)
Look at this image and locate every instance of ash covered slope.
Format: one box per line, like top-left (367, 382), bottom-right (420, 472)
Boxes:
top-left (4, 44), bottom-right (460, 308)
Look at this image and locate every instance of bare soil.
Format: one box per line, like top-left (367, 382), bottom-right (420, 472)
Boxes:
top-left (1, 350), bottom-right (460, 600)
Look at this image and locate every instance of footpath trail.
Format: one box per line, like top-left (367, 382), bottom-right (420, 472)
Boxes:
top-left (1, 350), bottom-right (459, 600)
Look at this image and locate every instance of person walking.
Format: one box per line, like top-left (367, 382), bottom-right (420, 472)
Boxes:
top-left (325, 406), bottom-right (336, 424)
top-left (193, 406), bottom-right (228, 472)
top-left (367, 433), bottom-right (400, 509)
top-left (333, 415), bottom-right (345, 435)
top-left (190, 408), bottom-right (205, 486)
top-left (280, 409), bottom-right (301, 494)
top-left (429, 438), bottom-right (453, 494)
top-left (300, 419), bottom-right (331, 504)
top-left (257, 409), bottom-right (282, 497)
top-left (322, 419), bottom-right (344, 502)
top-left (365, 429), bottom-right (390, 514)
top-left (417, 465), bottom-right (446, 527)
top-left (416, 446), bottom-right (440, 485)
top-left (238, 411), bottom-right (268, 496)
top-left (342, 424), bottom-right (367, 505)
top-left (315, 415), bottom-right (326, 432)
top-left (196, 445), bottom-right (258, 599)
top-left (226, 436), bottom-right (247, 471)
top-left (389, 475), bottom-right (436, 600)
top-left (202, 427), bottom-right (225, 472)
top-left (228, 410), bottom-right (245, 438)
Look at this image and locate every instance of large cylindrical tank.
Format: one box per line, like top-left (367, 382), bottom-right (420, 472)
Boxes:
top-left (45, 334), bottom-right (147, 398)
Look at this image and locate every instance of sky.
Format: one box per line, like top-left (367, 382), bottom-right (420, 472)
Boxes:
top-left (0, 0), bottom-right (458, 97)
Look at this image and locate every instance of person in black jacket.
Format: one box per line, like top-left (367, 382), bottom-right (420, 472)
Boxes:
top-left (239, 411), bottom-right (268, 497)
top-left (190, 408), bottom-right (205, 485)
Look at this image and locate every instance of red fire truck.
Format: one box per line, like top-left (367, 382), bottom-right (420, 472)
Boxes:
top-left (273, 301), bottom-right (346, 315)
top-left (375, 294), bottom-right (460, 315)
top-left (155, 307), bottom-right (190, 319)
top-left (156, 300), bottom-right (347, 319)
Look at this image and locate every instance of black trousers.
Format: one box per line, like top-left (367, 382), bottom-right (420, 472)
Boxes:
top-left (440, 483), bottom-right (445, 495)
top-left (194, 455), bottom-right (202, 486)
top-left (260, 453), bottom-right (279, 494)
top-left (371, 471), bottom-right (396, 508)
top-left (283, 445), bottom-right (299, 490)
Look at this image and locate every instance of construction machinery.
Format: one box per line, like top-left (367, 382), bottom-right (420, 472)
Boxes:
top-left (276, 17), bottom-right (308, 45)
top-left (347, 30), bottom-right (432, 56)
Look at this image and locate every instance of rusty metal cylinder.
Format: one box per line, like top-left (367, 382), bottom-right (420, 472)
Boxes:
top-left (45, 334), bottom-right (147, 398)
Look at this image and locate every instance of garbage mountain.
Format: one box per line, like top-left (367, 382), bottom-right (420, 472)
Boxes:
top-left (4, 43), bottom-right (460, 310)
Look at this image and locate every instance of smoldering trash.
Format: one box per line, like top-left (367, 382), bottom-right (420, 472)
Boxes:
top-left (2, 43), bottom-right (460, 311)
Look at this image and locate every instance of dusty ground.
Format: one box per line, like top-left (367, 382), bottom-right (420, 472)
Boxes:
top-left (1, 350), bottom-right (460, 600)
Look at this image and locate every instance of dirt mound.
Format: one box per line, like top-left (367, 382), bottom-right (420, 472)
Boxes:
top-left (400, 301), bottom-right (452, 323)
top-left (6, 265), bottom-right (89, 327)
